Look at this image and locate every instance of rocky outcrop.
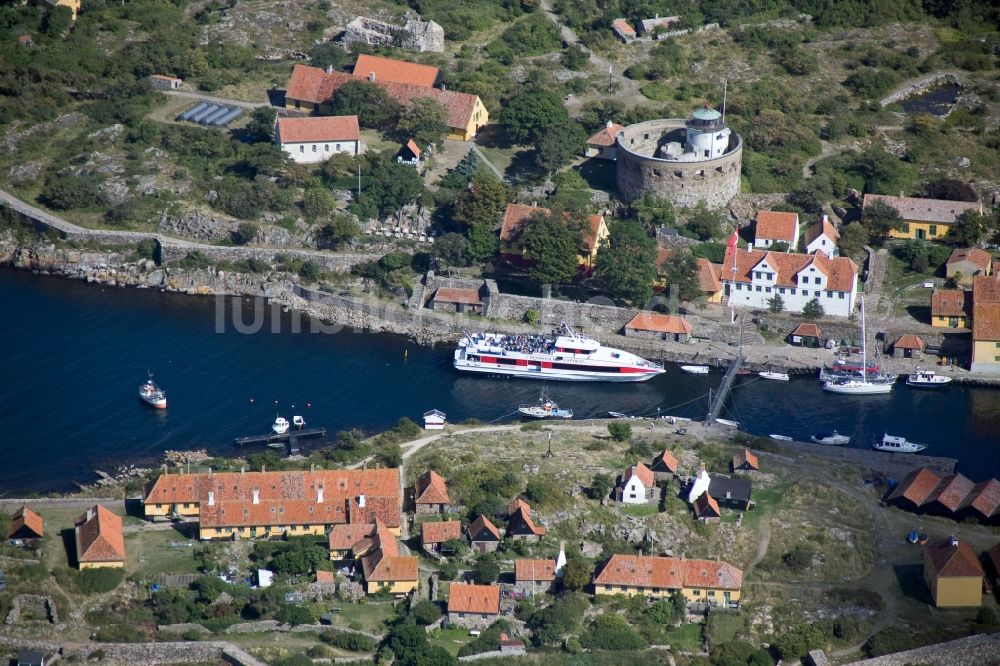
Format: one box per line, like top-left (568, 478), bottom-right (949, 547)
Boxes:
top-left (340, 14), bottom-right (445, 53)
top-left (157, 209), bottom-right (239, 242)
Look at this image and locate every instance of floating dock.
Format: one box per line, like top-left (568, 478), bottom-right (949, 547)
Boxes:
top-left (234, 427), bottom-right (327, 453)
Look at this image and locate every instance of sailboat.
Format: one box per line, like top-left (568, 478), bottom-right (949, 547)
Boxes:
top-left (822, 297), bottom-right (894, 395)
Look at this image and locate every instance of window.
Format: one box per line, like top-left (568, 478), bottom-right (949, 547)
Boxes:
top-left (790, 289), bottom-right (796, 295)
top-left (336, 143), bottom-right (340, 151)
top-left (815, 290), bottom-right (821, 297)
top-left (755, 286), bottom-right (762, 292)
top-left (755, 271), bottom-right (761, 279)
top-left (827, 291), bottom-right (832, 298)
top-left (294, 100), bottom-right (300, 109)
top-left (801, 276), bottom-right (809, 284)
top-left (779, 288), bottom-right (786, 294)
top-left (929, 225), bottom-right (938, 236)
top-left (735, 284), bottom-right (742, 290)
top-left (766, 273), bottom-right (773, 280)
top-left (605, 585), bottom-right (612, 592)
top-left (299, 146), bottom-right (304, 153)
top-left (995, 342), bottom-right (1000, 349)
top-left (765, 287), bottom-right (772, 293)
top-left (312, 145), bottom-right (317, 152)
top-left (902, 223), bottom-right (910, 234)
top-left (324, 144), bottom-right (329, 151)
top-left (708, 590), bottom-right (716, 596)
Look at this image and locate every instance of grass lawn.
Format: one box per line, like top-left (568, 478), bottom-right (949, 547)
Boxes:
top-left (475, 144), bottom-right (528, 178)
top-left (705, 611), bottom-right (744, 647)
top-left (640, 82), bottom-right (673, 101)
top-left (427, 626), bottom-right (476, 657)
top-left (360, 129), bottom-right (402, 155)
top-left (125, 527), bottom-right (202, 578)
top-left (622, 503), bottom-right (661, 518)
top-left (663, 622), bottom-right (704, 651)
top-left (323, 602), bottom-right (398, 633)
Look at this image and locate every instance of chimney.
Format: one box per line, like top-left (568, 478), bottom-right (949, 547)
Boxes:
top-left (369, 71), bottom-right (375, 82)
top-left (261, 464), bottom-right (266, 473)
top-left (358, 494), bottom-right (366, 508)
top-left (252, 489), bottom-right (260, 505)
top-left (241, 466), bottom-right (245, 474)
top-left (441, 83), bottom-right (446, 91)
top-left (950, 535), bottom-right (959, 547)
top-left (317, 486), bottom-right (324, 503)
top-left (821, 214), bottom-right (829, 224)
top-left (606, 120), bottom-right (613, 128)
top-left (310, 463), bottom-right (315, 472)
top-left (725, 491), bottom-right (732, 499)
top-left (555, 541), bottom-right (567, 576)
top-left (208, 467), bottom-right (212, 475)
top-left (325, 65), bottom-right (333, 74)
top-left (208, 491), bottom-right (215, 507)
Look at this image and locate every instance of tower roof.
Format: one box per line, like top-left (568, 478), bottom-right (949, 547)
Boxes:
top-left (692, 107), bottom-right (721, 121)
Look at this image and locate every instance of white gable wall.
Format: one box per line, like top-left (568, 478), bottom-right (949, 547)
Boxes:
top-left (621, 476), bottom-right (648, 504)
top-left (806, 232), bottom-right (838, 257)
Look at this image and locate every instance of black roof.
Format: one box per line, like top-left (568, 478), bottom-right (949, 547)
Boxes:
top-left (18, 649), bottom-right (45, 666)
top-left (708, 475), bottom-right (751, 503)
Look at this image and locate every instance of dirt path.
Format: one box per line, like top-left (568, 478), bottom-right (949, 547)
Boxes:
top-left (802, 139), bottom-right (854, 180)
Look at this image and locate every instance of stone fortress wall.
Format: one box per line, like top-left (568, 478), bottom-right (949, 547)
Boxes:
top-left (615, 119), bottom-right (742, 209)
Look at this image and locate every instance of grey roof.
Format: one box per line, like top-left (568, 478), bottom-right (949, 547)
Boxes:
top-left (18, 650), bottom-right (45, 666)
top-left (708, 475), bottom-right (751, 503)
top-left (862, 194), bottom-right (981, 225)
top-left (692, 107), bottom-right (721, 121)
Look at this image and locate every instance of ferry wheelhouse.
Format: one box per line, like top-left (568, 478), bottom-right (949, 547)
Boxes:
top-left (454, 326), bottom-right (664, 382)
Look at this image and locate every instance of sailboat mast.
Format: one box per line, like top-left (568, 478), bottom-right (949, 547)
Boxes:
top-left (860, 297), bottom-right (866, 381)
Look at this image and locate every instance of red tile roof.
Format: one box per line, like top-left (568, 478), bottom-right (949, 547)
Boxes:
top-left (888, 467), bottom-right (944, 506)
top-left (947, 247), bottom-right (992, 271)
top-left (287, 64), bottom-right (336, 104)
top-left (8, 506), bottom-right (44, 539)
top-left (862, 194), bottom-right (982, 225)
top-left (404, 139), bottom-right (421, 159)
top-left (693, 493), bottom-right (721, 518)
top-left (361, 521), bottom-right (418, 583)
top-left (733, 449), bottom-right (759, 471)
top-left (652, 449), bottom-right (678, 474)
top-left (448, 583), bottom-right (500, 614)
top-left (987, 542), bottom-right (1000, 577)
top-left (803, 217), bottom-right (840, 246)
top-left (507, 499), bottom-right (545, 537)
top-left (973, 276), bottom-right (1000, 341)
top-left (959, 479), bottom-right (1000, 519)
top-left (755, 211), bottom-right (799, 242)
top-left (932, 290), bottom-right (968, 318)
top-left (276, 116), bottom-right (359, 144)
top-left (612, 18), bottom-right (637, 38)
top-left (75, 505), bottom-right (125, 564)
top-left (624, 312), bottom-right (692, 335)
top-left (431, 288), bottom-right (481, 306)
top-left (721, 248), bottom-right (857, 293)
top-left (697, 258), bottom-right (722, 293)
top-left (421, 520), bottom-right (462, 545)
top-left (353, 54), bottom-right (440, 88)
top-left (468, 515), bottom-right (500, 541)
top-left (499, 203), bottom-right (606, 253)
top-left (316, 570), bottom-right (334, 583)
top-left (415, 470), bottom-right (450, 505)
top-left (593, 554), bottom-right (742, 591)
top-left (924, 538), bottom-right (983, 578)
top-left (587, 123), bottom-right (624, 147)
top-left (515, 558), bottom-right (558, 582)
top-left (790, 322), bottom-right (823, 338)
top-left (329, 523), bottom-right (376, 551)
top-left (926, 474), bottom-right (975, 512)
top-left (893, 334), bottom-right (925, 351)
top-left (150, 74), bottom-right (180, 82)
top-left (623, 462), bottom-right (655, 488)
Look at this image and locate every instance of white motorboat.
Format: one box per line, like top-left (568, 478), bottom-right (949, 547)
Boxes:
top-left (874, 433), bottom-right (927, 453)
top-left (292, 415), bottom-right (306, 429)
top-left (139, 372), bottom-right (167, 409)
top-left (905, 369), bottom-right (952, 388)
top-left (272, 416), bottom-right (290, 435)
top-left (681, 365), bottom-right (710, 375)
top-left (769, 434), bottom-right (794, 441)
top-left (759, 371), bottom-right (790, 381)
top-left (608, 411), bottom-right (631, 419)
top-left (822, 297), bottom-right (894, 395)
top-left (810, 430), bottom-right (850, 446)
top-left (518, 389), bottom-right (573, 419)
top-left (715, 418), bottom-right (739, 427)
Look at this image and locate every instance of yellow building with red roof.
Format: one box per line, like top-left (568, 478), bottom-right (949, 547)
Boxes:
top-left (499, 203), bottom-right (609, 271)
top-left (593, 554), bottom-right (742, 605)
top-left (923, 537), bottom-right (983, 607)
top-left (75, 505), bottom-right (125, 570)
top-left (971, 275), bottom-right (1000, 372)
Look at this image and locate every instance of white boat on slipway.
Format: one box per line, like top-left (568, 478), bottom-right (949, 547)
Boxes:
top-left (453, 325), bottom-right (664, 382)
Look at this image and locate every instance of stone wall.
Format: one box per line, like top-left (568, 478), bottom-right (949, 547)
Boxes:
top-left (880, 72), bottom-right (961, 107)
top-left (844, 632), bottom-right (1000, 665)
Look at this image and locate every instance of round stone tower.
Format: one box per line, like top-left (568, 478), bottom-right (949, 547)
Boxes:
top-left (615, 106), bottom-right (742, 209)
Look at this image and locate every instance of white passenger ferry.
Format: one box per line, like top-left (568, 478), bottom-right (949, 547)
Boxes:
top-left (453, 325), bottom-right (664, 382)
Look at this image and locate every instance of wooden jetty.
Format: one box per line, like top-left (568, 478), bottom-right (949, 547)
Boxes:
top-left (234, 427), bottom-right (327, 453)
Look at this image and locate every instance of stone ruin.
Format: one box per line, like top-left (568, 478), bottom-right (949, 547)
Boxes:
top-left (5, 594), bottom-right (58, 624)
top-left (339, 15), bottom-right (445, 53)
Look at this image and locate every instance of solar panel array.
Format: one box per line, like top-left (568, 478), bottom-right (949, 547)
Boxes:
top-left (176, 101), bottom-right (243, 127)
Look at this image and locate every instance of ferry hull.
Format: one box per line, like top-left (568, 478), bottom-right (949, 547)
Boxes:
top-left (453, 361), bottom-right (662, 382)
top-left (140, 397), bottom-right (167, 409)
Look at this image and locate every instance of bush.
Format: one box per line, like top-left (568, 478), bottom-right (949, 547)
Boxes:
top-left (39, 173), bottom-right (104, 210)
top-left (94, 624), bottom-right (145, 643)
top-left (232, 222), bottom-right (259, 245)
top-left (17, 563), bottom-right (50, 583)
top-left (579, 614), bottom-right (647, 651)
top-left (439, 561), bottom-right (458, 581)
top-left (411, 599), bottom-right (443, 626)
top-left (862, 626), bottom-right (914, 657)
top-left (320, 629), bottom-right (379, 652)
top-left (473, 558), bottom-right (500, 584)
top-left (782, 544), bottom-right (814, 572)
top-left (524, 308), bottom-right (540, 325)
top-left (608, 422), bottom-right (632, 442)
top-left (78, 568), bottom-right (124, 594)
top-left (801, 298), bottom-right (824, 319)
top-left (276, 604), bottom-right (314, 626)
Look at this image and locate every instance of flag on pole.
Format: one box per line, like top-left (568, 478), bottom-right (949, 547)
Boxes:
top-left (725, 228), bottom-right (739, 256)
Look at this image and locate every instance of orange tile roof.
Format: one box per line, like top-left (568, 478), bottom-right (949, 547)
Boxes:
top-left (587, 123), bottom-right (624, 147)
top-left (507, 498), bottom-right (531, 516)
top-left (722, 248), bottom-right (857, 293)
top-left (515, 558), bottom-right (558, 582)
top-left (623, 462), bottom-right (655, 488)
top-left (926, 474), bottom-right (975, 512)
top-left (593, 554), bottom-right (742, 591)
top-left (150, 74), bottom-right (180, 82)
top-left (353, 54), bottom-right (439, 88)
top-left (612, 18), bottom-right (636, 38)
top-left (404, 139), bottom-right (421, 159)
top-left (862, 194), bottom-right (981, 225)
top-left (790, 322), bottom-right (823, 338)
top-left (329, 523), bottom-right (376, 551)
top-left (8, 506), bottom-right (44, 539)
top-left (415, 470), bottom-right (450, 505)
top-left (888, 467), bottom-right (943, 506)
top-left (468, 515), bottom-right (501, 541)
top-left (448, 583), bottom-right (500, 614)
top-left (624, 312), bottom-right (692, 335)
top-left (893, 334), bottom-right (925, 351)
top-left (803, 217), bottom-right (840, 246)
top-left (693, 493), bottom-right (721, 518)
top-left (349, 495), bottom-right (401, 529)
top-left (959, 479), bottom-right (1000, 519)
top-left (973, 276), bottom-right (1000, 341)
top-left (421, 520), bottom-right (462, 545)
top-left (276, 116), bottom-right (359, 144)
top-left (924, 538), bottom-right (983, 578)
top-left (652, 449), bottom-right (678, 474)
top-left (987, 542), bottom-right (1000, 577)
top-left (932, 290), bottom-right (967, 318)
top-left (316, 570), bottom-right (334, 583)
top-left (431, 287), bottom-right (481, 306)
top-left (76, 505), bottom-right (125, 564)
top-left (697, 258), bottom-right (722, 293)
top-left (947, 247), bottom-right (992, 271)
top-left (361, 521), bottom-right (418, 582)
top-left (507, 499), bottom-right (545, 536)
top-left (287, 64), bottom-right (336, 104)
top-left (499, 203), bottom-right (605, 253)
top-left (733, 449), bottom-right (759, 470)
top-left (754, 211), bottom-right (798, 242)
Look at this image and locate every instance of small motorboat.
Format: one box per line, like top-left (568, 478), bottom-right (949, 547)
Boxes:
top-left (272, 416), bottom-right (290, 435)
top-left (715, 418), bottom-right (739, 427)
top-left (519, 390), bottom-right (573, 419)
top-left (810, 430), bottom-right (850, 446)
top-left (292, 415), bottom-right (306, 430)
top-left (608, 411), bottom-right (630, 419)
top-left (139, 372), bottom-right (167, 409)
top-left (681, 365), bottom-right (710, 375)
top-left (873, 433), bottom-right (927, 453)
top-left (759, 371), bottom-right (790, 381)
top-left (905, 369), bottom-right (952, 388)
top-left (769, 434), bottom-right (794, 441)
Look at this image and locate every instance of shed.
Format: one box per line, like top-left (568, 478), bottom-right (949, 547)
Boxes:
top-left (397, 139), bottom-right (421, 166)
top-left (945, 247), bottom-right (992, 287)
top-left (693, 493), bottom-right (721, 523)
top-left (429, 287), bottom-right (483, 314)
top-left (257, 569), bottom-right (273, 588)
top-left (585, 121), bottom-right (624, 160)
top-left (423, 409), bottom-right (446, 430)
top-left (892, 334), bottom-right (925, 359)
top-left (731, 449), bottom-right (759, 473)
top-left (611, 18), bottom-right (637, 42)
top-left (8, 506), bottom-right (44, 540)
top-left (788, 322), bottom-right (823, 347)
top-left (149, 74), bottom-right (182, 90)
top-left (17, 650), bottom-right (45, 666)
top-left (467, 515), bottom-right (501, 554)
top-left (650, 449), bottom-right (678, 479)
top-left (623, 312), bottom-right (692, 342)
top-left (707, 475), bottom-right (752, 510)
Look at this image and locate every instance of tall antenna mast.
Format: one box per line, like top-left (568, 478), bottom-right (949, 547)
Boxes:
top-left (721, 79), bottom-right (728, 123)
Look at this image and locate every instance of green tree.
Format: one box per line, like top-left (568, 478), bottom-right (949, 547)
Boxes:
top-left (684, 202), bottom-right (723, 240)
top-left (277, 604), bottom-right (314, 625)
top-left (316, 215), bottom-right (358, 249)
top-left (500, 89), bottom-right (570, 144)
top-left (588, 473), bottom-right (613, 500)
top-left (631, 193), bottom-right (677, 229)
top-left (802, 298), bottom-right (824, 319)
top-left (921, 178), bottom-right (979, 202)
top-left (947, 210), bottom-right (992, 246)
top-left (354, 156), bottom-right (424, 221)
top-left (767, 294), bottom-right (785, 313)
top-left (411, 600), bottom-right (443, 626)
top-left (433, 232), bottom-right (471, 271)
top-left (579, 615), bottom-right (646, 651)
top-left (233, 222), bottom-right (259, 245)
top-left (838, 222), bottom-right (869, 257)
top-left (663, 248), bottom-right (701, 302)
top-left (302, 187), bottom-right (335, 221)
top-left (862, 626), bottom-right (914, 657)
top-left (595, 219), bottom-right (657, 304)
top-left (397, 97), bottom-right (450, 149)
top-left (43, 4), bottom-right (73, 37)
top-left (561, 558), bottom-right (592, 592)
top-left (40, 173), bottom-right (103, 210)
top-left (521, 212), bottom-right (581, 285)
top-left (608, 422), bottom-right (632, 442)
top-left (536, 122), bottom-right (587, 175)
top-left (862, 200), bottom-right (904, 241)
top-left (473, 558), bottom-right (500, 584)
top-left (244, 107), bottom-right (277, 143)
top-left (562, 44), bottom-right (589, 70)
top-left (855, 150), bottom-right (916, 195)
top-left (330, 81), bottom-right (402, 130)
top-left (452, 175), bottom-right (510, 232)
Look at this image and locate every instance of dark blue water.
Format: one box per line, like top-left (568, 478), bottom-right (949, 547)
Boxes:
top-left (1, 267), bottom-right (999, 493)
top-left (900, 83), bottom-right (960, 117)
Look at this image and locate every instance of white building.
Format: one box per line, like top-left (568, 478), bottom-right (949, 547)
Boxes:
top-left (423, 409), bottom-right (446, 430)
top-left (752, 210), bottom-right (799, 250)
top-left (275, 115), bottom-right (363, 164)
top-left (722, 248), bottom-right (859, 318)
top-left (803, 215), bottom-right (840, 257)
top-left (618, 463), bottom-right (655, 505)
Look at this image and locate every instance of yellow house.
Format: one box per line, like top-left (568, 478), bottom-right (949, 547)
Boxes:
top-left (75, 505), bottom-right (125, 570)
top-left (930, 289), bottom-right (969, 329)
top-left (923, 537), bottom-right (983, 607)
top-left (592, 554), bottom-right (743, 606)
top-left (285, 63), bottom-right (488, 141)
top-left (863, 193), bottom-right (982, 241)
top-left (499, 203), bottom-right (609, 272)
top-left (971, 275), bottom-right (1000, 372)
top-left (31, 0), bottom-right (80, 21)
top-left (359, 522), bottom-right (418, 595)
top-left (329, 523), bottom-right (377, 561)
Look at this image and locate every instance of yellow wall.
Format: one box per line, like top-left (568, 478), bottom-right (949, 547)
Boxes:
top-left (932, 314), bottom-right (968, 329)
top-left (972, 339), bottom-right (1000, 364)
top-left (331, 549), bottom-right (352, 560)
top-left (889, 220), bottom-right (950, 241)
top-left (706, 290), bottom-right (724, 304)
top-left (366, 580), bottom-right (418, 595)
top-left (926, 571), bottom-right (982, 607)
top-left (79, 560), bottom-right (124, 570)
top-left (144, 502), bottom-right (200, 518)
top-left (594, 584), bottom-right (741, 604)
top-left (199, 524), bottom-right (326, 540)
top-left (448, 98), bottom-right (489, 141)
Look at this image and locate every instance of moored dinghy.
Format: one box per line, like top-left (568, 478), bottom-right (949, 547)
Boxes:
top-left (905, 369), bottom-right (952, 388)
top-left (769, 434), bottom-right (794, 441)
top-left (810, 430), bottom-right (850, 446)
top-left (759, 371), bottom-right (790, 381)
top-left (681, 365), bottom-right (710, 375)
